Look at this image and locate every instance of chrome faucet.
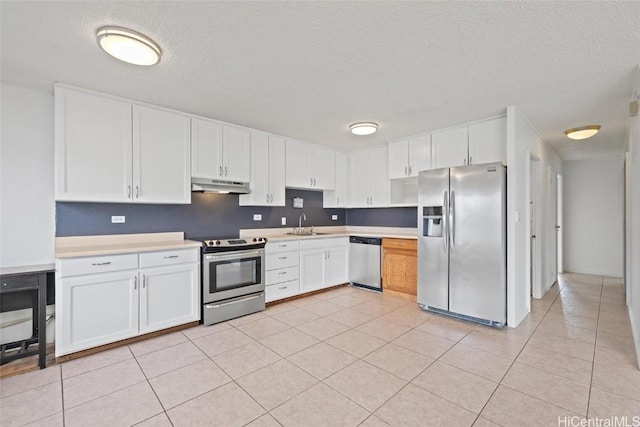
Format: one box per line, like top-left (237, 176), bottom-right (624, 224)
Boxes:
top-left (298, 213), bottom-right (306, 231)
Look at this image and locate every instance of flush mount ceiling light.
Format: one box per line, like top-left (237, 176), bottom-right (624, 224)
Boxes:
top-left (349, 122), bottom-right (378, 136)
top-left (96, 26), bottom-right (161, 66)
top-left (564, 125), bottom-right (601, 140)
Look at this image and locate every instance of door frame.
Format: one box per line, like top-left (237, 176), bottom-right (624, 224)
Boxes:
top-left (525, 151), bottom-right (542, 301)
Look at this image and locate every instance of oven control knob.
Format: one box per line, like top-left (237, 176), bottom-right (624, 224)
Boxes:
top-left (216, 240), bottom-right (221, 246)
top-left (207, 241), bottom-right (213, 246)
top-left (253, 238), bottom-right (257, 242)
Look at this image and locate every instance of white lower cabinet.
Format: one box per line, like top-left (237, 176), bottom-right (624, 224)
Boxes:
top-left (300, 237), bottom-right (350, 293)
top-left (299, 249), bottom-right (326, 293)
top-left (265, 241), bottom-right (300, 303)
top-left (56, 248), bottom-right (200, 356)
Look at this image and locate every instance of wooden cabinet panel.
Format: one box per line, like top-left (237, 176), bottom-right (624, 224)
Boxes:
top-left (382, 238), bottom-right (417, 295)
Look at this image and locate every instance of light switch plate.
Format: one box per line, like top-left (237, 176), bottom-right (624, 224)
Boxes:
top-left (331, 215), bottom-right (338, 221)
top-left (253, 214), bottom-right (262, 221)
top-left (281, 217), bottom-right (287, 225)
top-left (111, 216), bottom-right (125, 223)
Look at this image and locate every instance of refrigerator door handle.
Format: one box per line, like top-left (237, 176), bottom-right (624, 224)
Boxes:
top-left (450, 190), bottom-right (456, 249)
top-left (443, 190), bottom-right (449, 253)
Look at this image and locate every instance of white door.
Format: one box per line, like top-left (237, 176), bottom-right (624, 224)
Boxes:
top-left (408, 135), bottom-right (431, 176)
top-left (550, 168), bottom-right (559, 284)
top-left (191, 118), bottom-right (223, 179)
top-left (240, 132), bottom-right (269, 206)
top-left (312, 146), bottom-right (336, 190)
top-left (285, 139), bottom-right (311, 188)
top-left (432, 127), bottom-right (469, 169)
top-left (139, 264), bottom-right (200, 334)
top-left (369, 146), bottom-right (390, 207)
top-left (222, 125), bottom-right (251, 182)
top-left (388, 139), bottom-right (409, 179)
top-left (59, 271), bottom-right (138, 355)
top-left (300, 250), bottom-right (326, 292)
top-left (268, 136), bottom-right (286, 206)
top-left (325, 246), bottom-right (349, 286)
top-left (349, 151), bottom-right (370, 207)
top-left (133, 106), bottom-right (191, 204)
top-left (468, 117), bottom-right (507, 165)
top-left (55, 88), bottom-right (132, 202)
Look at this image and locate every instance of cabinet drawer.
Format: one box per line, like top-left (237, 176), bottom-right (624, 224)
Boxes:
top-left (266, 280), bottom-right (299, 302)
top-left (266, 240), bottom-right (300, 254)
top-left (266, 266), bottom-right (299, 285)
top-left (58, 253), bottom-right (139, 277)
top-left (299, 238), bottom-right (326, 250)
top-left (326, 237), bottom-right (349, 248)
top-left (139, 248), bottom-right (199, 268)
top-left (266, 253), bottom-right (299, 270)
top-left (382, 238), bottom-right (417, 251)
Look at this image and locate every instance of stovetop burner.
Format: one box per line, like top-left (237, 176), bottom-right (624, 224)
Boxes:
top-left (195, 236), bottom-right (268, 253)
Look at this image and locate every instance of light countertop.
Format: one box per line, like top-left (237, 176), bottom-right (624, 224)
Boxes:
top-left (55, 232), bottom-right (202, 258)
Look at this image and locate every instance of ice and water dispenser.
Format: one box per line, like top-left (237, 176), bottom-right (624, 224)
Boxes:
top-left (422, 206), bottom-right (443, 237)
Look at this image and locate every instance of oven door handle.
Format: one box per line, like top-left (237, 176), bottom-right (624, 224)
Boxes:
top-left (205, 293), bottom-right (264, 309)
top-left (204, 249), bottom-right (264, 261)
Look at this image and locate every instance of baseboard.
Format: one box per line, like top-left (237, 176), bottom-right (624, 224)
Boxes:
top-left (628, 305), bottom-right (640, 370)
top-left (563, 268), bottom-right (623, 278)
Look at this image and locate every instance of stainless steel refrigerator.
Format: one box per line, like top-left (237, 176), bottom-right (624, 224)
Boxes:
top-left (417, 162), bottom-right (506, 327)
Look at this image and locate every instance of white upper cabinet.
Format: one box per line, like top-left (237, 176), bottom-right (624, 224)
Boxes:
top-left (191, 118), bottom-right (250, 182)
top-left (388, 135), bottom-right (431, 179)
top-left (432, 127), bottom-right (469, 169)
top-left (323, 151), bottom-right (349, 208)
top-left (349, 146), bottom-right (390, 207)
top-left (55, 87), bottom-right (132, 202)
top-left (133, 106), bottom-right (191, 204)
top-left (239, 133), bottom-right (285, 206)
top-left (468, 117), bottom-right (507, 166)
top-left (285, 139), bottom-right (336, 190)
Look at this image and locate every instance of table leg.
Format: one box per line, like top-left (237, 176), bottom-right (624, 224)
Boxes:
top-left (38, 274), bottom-right (47, 369)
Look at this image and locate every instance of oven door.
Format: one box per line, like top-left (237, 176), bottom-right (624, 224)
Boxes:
top-left (203, 249), bottom-right (265, 302)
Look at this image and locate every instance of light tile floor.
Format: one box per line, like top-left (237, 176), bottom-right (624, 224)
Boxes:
top-left (1, 273), bottom-right (638, 426)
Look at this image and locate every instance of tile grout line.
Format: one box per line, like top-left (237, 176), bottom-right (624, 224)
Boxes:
top-left (584, 275), bottom-right (604, 419)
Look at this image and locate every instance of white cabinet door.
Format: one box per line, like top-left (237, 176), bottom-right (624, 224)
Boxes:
top-left (388, 139), bottom-right (409, 179)
top-left (325, 246), bottom-right (349, 286)
top-left (240, 132), bottom-right (269, 206)
top-left (312, 146), bottom-right (336, 190)
top-left (349, 151), bottom-right (370, 207)
top-left (139, 263), bottom-right (200, 334)
top-left (57, 271), bottom-right (138, 355)
top-left (223, 125), bottom-right (251, 182)
top-left (408, 134), bottom-right (431, 176)
top-left (133, 106), bottom-right (191, 204)
top-left (468, 117), bottom-right (507, 166)
top-left (269, 136), bottom-right (286, 206)
top-left (55, 88), bottom-right (132, 202)
top-left (432, 127), bottom-right (469, 169)
top-left (323, 151), bottom-right (348, 207)
top-left (285, 139), bottom-right (311, 188)
top-left (370, 146), bottom-right (390, 207)
top-left (191, 118), bottom-right (223, 179)
top-left (299, 249), bottom-right (325, 293)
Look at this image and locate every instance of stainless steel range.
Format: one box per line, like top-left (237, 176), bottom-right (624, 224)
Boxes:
top-left (199, 237), bottom-right (267, 325)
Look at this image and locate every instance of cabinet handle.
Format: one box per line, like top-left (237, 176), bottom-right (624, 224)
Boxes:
top-left (327, 251), bottom-right (331, 259)
top-left (270, 194), bottom-right (273, 203)
top-left (225, 166), bottom-right (228, 177)
top-left (278, 286), bottom-right (287, 290)
top-left (219, 166), bottom-right (223, 177)
top-left (164, 255), bottom-right (179, 259)
top-left (313, 178), bottom-right (316, 186)
top-left (135, 186), bottom-right (139, 198)
top-left (310, 177), bottom-right (313, 187)
top-left (469, 156), bottom-right (473, 165)
top-left (464, 158), bottom-right (467, 166)
top-left (278, 271), bottom-right (288, 275)
top-left (278, 256), bottom-right (287, 260)
top-left (92, 262), bottom-right (111, 266)
top-left (336, 197), bottom-right (339, 205)
top-left (142, 275), bottom-right (146, 288)
top-left (127, 185), bottom-right (131, 198)
top-left (409, 165), bottom-right (412, 175)
top-left (278, 244), bottom-right (287, 248)
top-left (404, 166), bottom-right (408, 176)
top-left (134, 276), bottom-right (137, 290)
top-left (266, 194), bottom-right (270, 203)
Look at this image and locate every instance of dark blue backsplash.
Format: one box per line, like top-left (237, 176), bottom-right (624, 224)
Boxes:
top-left (56, 189), bottom-right (345, 238)
top-left (56, 190), bottom-right (418, 237)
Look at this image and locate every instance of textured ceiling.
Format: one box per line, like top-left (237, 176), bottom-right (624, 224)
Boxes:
top-left (2, 1), bottom-right (639, 160)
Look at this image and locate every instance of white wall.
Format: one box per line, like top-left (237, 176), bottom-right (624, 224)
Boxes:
top-left (506, 106), bottom-right (563, 327)
top-left (563, 158), bottom-right (623, 276)
top-left (627, 99), bottom-right (640, 369)
top-left (1, 82), bottom-right (55, 267)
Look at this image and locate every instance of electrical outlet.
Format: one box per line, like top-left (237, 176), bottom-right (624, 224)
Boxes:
top-left (331, 215), bottom-right (338, 221)
top-left (253, 214), bottom-right (262, 221)
top-left (281, 217), bottom-right (287, 225)
top-left (111, 216), bottom-right (125, 223)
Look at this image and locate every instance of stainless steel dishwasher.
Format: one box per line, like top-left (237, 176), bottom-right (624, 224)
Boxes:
top-left (349, 236), bottom-right (382, 291)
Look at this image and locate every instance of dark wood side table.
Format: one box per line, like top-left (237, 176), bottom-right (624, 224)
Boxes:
top-left (0, 264), bottom-right (54, 369)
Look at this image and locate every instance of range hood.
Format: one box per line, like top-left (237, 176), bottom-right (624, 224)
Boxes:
top-left (191, 178), bottom-right (251, 194)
